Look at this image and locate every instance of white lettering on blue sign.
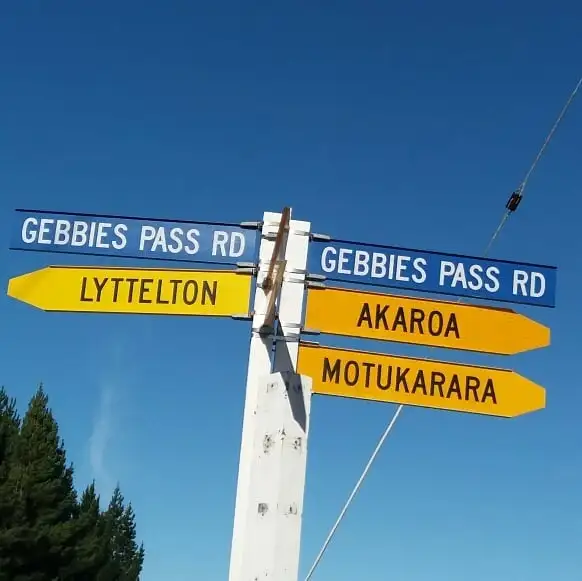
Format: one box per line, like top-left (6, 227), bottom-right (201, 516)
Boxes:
top-left (11, 211), bottom-right (258, 265)
top-left (309, 242), bottom-right (557, 307)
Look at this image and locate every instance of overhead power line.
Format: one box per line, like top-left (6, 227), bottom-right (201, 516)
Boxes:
top-left (304, 73), bottom-right (582, 581)
top-left (484, 74), bottom-right (581, 256)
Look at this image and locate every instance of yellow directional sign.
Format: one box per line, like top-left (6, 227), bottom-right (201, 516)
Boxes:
top-left (305, 286), bottom-right (550, 355)
top-left (297, 343), bottom-right (545, 418)
top-left (7, 266), bottom-right (252, 317)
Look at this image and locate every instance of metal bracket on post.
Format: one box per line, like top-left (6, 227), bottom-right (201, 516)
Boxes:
top-left (306, 273), bottom-right (326, 283)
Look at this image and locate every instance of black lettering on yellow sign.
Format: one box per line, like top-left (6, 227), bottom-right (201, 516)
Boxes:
top-left (322, 357), bottom-right (496, 404)
top-left (79, 277), bottom-right (218, 306)
top-left (356, 302), bottom-right (460, 339)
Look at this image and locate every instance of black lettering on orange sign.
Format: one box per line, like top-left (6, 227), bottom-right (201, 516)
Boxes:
top-left (320, 357), bottom-right (496, 404)
top-left (80, 277), bottom-right (91, 302)
top-left (126, 278), bottom-right (139, 302)
top-left (356, 302), bottom-right (460, 339)
top-left (80, 277), bottom-right (108, 302)
top-left (139, 278), bottom-right (154, 303)
top-left (111, 278), bottom-right (124, 302)
top-left (322, 357), bottom-right (341, 383)
top-left (78, 277), bottom-right (219, 306)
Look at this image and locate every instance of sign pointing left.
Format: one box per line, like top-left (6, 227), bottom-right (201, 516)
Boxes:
top-left (7, 266), bottom-right (252, 316)
top-left (10, 209), bottom-right (258, 265)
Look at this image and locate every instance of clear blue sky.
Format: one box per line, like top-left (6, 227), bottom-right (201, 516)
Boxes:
top-left (1, 2), bottom-right (581, 580)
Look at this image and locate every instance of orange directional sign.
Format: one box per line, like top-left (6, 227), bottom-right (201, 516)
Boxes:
top-left (7, 266), bottom-right (252, 317)
top-left (304, 286), bottom-right (550, 355)
top-left (297, 343), bottom-right (545, 418)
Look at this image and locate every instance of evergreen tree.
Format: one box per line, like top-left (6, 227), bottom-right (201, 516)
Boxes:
top-left (0, 386), bottom-right (19, 512)
top-left (0, 385), bottom-right (145, 580)
top-left (64, 483), bottom-right (110, 580)
top-left (119, 505), bottom-right (144, 580)
top-left (2, 386), bottom-right (79, 580)
top-left (98, 486), bottom-right (144, 581)
top-left (0, 387), bottom-right (20, 580)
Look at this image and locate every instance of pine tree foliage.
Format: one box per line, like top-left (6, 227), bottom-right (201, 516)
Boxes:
top-left (9, 386), bottom-right (79, 578)
top-left (65, 483), bottom-right (110, 580)
top-left (0, 387), bottom-right (20, 580)
top-left (0, 385), bottom-right (145, 581)
top-left (0, 386), bottom-right (19, 509)
top-left (98, 487), bottom-right (145, 581)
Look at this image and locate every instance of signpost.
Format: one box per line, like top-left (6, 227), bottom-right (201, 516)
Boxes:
top-left (228, 211), bottom-right (312, 581)
top-left (308, 239), bottom-right (557, 307)
top-left (297, 343), bottom-right (546, 418)
top-left (10, 209), bottom-right (258, 265)
top-left (4, 205), bottom-right (557, 580)
top-left (7, 266), bottom-right (252, 316)
top-left (304, 286), bottom-right (551, 355)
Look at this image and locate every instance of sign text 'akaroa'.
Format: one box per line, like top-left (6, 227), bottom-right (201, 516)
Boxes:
top-left (7, 266), bottom-right (252, 316)
top-left (11, 210), bottom-right (257, 265)
top-left (305, 286), bottom-right (550, 355)
top-left (297, 344), bottom-right (546, 418)
top-left (308, 240), bottom-right (557, 307)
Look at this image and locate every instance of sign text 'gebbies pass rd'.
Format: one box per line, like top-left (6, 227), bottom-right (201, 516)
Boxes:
top-left (304, 286), bottom-right (550, 355)
top-left (308, 240), bottom-right (557, 307)
top-left (7, 266), bottom-right (252, 316)
top-left (10, 210), bottom-right (258, 265)
top-left (296, 344), bottom-right (545, 418)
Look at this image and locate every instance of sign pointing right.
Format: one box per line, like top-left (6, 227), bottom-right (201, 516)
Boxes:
top-left (297, 343), bottom-right (546, 418)
top-left (305, 286), bottom-right (550, 355)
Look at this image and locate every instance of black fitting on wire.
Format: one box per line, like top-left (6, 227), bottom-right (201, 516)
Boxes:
top-left (505, 190), bottom-right (523, 213)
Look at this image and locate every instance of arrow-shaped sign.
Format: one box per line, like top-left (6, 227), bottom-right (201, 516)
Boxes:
top-left (304, 286), bottom-right (550, 355)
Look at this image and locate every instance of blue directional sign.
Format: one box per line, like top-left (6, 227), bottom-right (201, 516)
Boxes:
top-left (308, 240), bottom-right (557, 307)
top-left (10, 210), bottom-right (258, 266)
